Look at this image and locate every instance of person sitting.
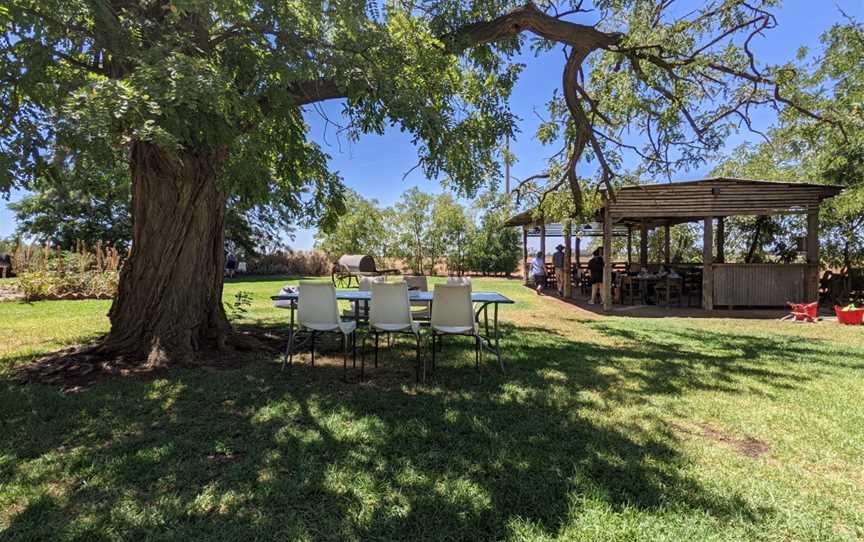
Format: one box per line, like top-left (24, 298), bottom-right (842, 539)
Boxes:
top-left (530, 251), bottom-right (546, 295)
top-left (587, 248), bottom-right (605, 305)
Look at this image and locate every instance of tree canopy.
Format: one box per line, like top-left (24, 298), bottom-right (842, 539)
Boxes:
top-left (710, 17), bottom-right (864, 266)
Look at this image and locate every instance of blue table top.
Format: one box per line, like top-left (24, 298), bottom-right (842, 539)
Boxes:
top-left (271, 289), bottom-right (514, 304)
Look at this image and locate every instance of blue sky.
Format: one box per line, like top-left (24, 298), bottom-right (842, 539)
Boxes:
top-left (2, 1), bottom-right (861, 250)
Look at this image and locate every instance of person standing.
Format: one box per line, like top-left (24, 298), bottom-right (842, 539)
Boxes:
top-left (530, 251), bottom-right (546, 295)
top-left (226, 251), bottom-right (238, 278)
top-left (587, 248), bottom-right (605, 305)
top-left (552, 244), bottom-right (566, 297)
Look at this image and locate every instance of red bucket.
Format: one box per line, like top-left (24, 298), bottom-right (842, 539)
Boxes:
top-left (835, 306), bottom-right (864, 325)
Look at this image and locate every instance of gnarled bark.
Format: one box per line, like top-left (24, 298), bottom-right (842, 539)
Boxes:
top-left (101, 142), bottom-right (231, 367)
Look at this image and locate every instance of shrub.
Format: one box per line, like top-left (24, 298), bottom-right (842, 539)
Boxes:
top-left (13, 242), bottom-right (123, 300)
top-left (247, 250), bottom-right (330, 276)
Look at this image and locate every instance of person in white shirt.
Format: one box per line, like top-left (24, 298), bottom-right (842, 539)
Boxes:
top-left (530, 252), bottom-right (546, 295)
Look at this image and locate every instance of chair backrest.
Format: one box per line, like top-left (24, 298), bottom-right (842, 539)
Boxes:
top-left (298, 282), bottom-right (340, 326)
top-left (370, 281), bottom-right (412, 326)
top-left (404, 275), bottom-right (428, 291)
top-left (431, 284), bottom-right (474, 329)
top-left (358, 276), bottom-right (384, 291)
top-left (447, 276), bottom-right (471, 287)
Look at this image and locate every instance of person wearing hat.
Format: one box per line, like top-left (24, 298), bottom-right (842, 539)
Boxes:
top-left (552, 244), bottom-right (566, 296)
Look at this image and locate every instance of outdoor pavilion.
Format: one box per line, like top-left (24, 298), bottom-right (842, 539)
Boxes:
top-left (506, 177), bottom-right (841, 311)
top-left (502, 213), bottom-right (630, 298)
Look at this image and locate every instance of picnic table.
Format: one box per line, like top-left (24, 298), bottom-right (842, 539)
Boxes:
top-left (628, 274), bottom-right (683, 306)
top-left (271, 289), bottom-right (515, 371)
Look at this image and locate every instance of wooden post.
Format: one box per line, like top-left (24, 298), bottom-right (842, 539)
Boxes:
top-left (703, 217), bottom-right (714, 310)
top-left (603, 207), bottom-right (613, 311)
top-left (716, 216), bottom-right (726, 263)
top-left (539, 223), bottom-right (546, 263)
top-left (627, 225), bottom-right (633, 265)
top-left (640, 219), bottom-right (649, 267)
top-left (806, 207), bottom-right (820, 301)
top-left (522, 226), bottom-right (529, 285)
top-left (575, 236), bottom-right (581, 268)
top-left (563, 220), bottom-right (572, 298)
top-left (663, 223), bottom-right (671, 265)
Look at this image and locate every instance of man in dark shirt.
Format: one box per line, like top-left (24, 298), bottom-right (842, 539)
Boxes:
top-left (587, 248), bottom-right (604, 305)
top-left (552, 244), bottom-right (566, 296)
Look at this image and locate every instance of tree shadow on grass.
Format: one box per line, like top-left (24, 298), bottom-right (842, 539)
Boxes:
top-left (4, 317), bottom-right (838, 540)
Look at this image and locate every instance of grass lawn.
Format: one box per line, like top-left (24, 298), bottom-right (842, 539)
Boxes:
top-left (1, 276), bottom-right (862, 541)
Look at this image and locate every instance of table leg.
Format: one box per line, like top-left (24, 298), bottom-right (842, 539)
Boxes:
top-left (289, 301), bottom-right (296, 342)
top-left (493, 302), bottom-right (504, 373)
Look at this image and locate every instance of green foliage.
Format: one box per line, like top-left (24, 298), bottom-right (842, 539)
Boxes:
top-left (16, 269), bottom-right (119, 301)
top-left (394, 188), bottom-right (436, 274)
top-left (9, 156), bottom-right (296, 257)
top-left (0, 0), bottom-right (518, 228)
top-left (313, 190), bottom-right (391, 262)
top-left (431, 193), bottom-right (474, 275)
top-left (710, 18), bottom-right (864, 267)
top-left (12, 243), bottom-right (122, 300)
top-left (315, 187), bottom-right (518, 275)
top-left (9, 156), bottom-right (132, 250)
top-left (465, 200), bottom-right (520, 276)
top-left (224, 290), bottom-right (253, 321)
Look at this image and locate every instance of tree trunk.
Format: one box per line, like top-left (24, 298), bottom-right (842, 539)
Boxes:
top-left (745, 217), bottom-right (764, 263)
top-left (102, 142), bottom-right (230, 367)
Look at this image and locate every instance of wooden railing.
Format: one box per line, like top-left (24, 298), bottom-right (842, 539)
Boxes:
top-left (713, 263), bottom-right (817, 306)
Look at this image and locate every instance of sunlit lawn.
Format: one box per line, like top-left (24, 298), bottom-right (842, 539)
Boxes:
top-left (1, 276), bottom-right (862, 541)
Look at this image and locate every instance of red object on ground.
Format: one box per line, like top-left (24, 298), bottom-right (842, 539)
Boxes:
top-left (786, 302), bottom-right (819, 322)
top-left (834, 305), bottom-right (864, 325)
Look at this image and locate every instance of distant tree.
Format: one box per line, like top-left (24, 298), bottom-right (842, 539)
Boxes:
top-left (9, 156), bottom-right (131, 250)
top-left (709, 18), bottom-right (864, 267)
top-left (710, 143), bottom-right (798, 263)
top-left (314, 190), bottom-right (389, 261)
top-left (430, 193), bottom-right (473, 275)
top-left (466, 203), bottom-right (520, 276)
top-left (394, 188), bottom-right (435, 275)
top-left (11, 161), bottom-right (293, 258)
top-left (770, 18), bottom-right (864, 268)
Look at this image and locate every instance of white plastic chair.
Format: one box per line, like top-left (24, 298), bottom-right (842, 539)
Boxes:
top-left (430, 284), bottom-right (481, 371)
top-left (447, 276), bottom-right (472, 287)
top-left (341, 275), bottom-right (381, 320)
top-left (404, 275), bottom-right (430, 320)
top-left (363, 281), bottom-right (424, 382)
top-left (283, 282), bottom-right (357, 379)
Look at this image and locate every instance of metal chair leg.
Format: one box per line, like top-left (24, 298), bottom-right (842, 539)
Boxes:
top-left (282, 327), bottom-right (297, 372)
top-left (351, 331), bottom-right (357, 368)
top-left (415, 333), bottom-right (421, 384)
top-left (342, 333), bottom-right (348, 382)
top-left (360, 331), bottom-right (367, 380)
top-left (431, 332), bottom-right (437, 371)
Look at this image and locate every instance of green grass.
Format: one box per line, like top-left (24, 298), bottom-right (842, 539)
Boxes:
top-left (1, 276), bottom-right (862, 541)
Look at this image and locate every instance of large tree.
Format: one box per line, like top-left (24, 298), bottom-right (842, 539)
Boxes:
top-left (1, 0), bottom-right (837, 367)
